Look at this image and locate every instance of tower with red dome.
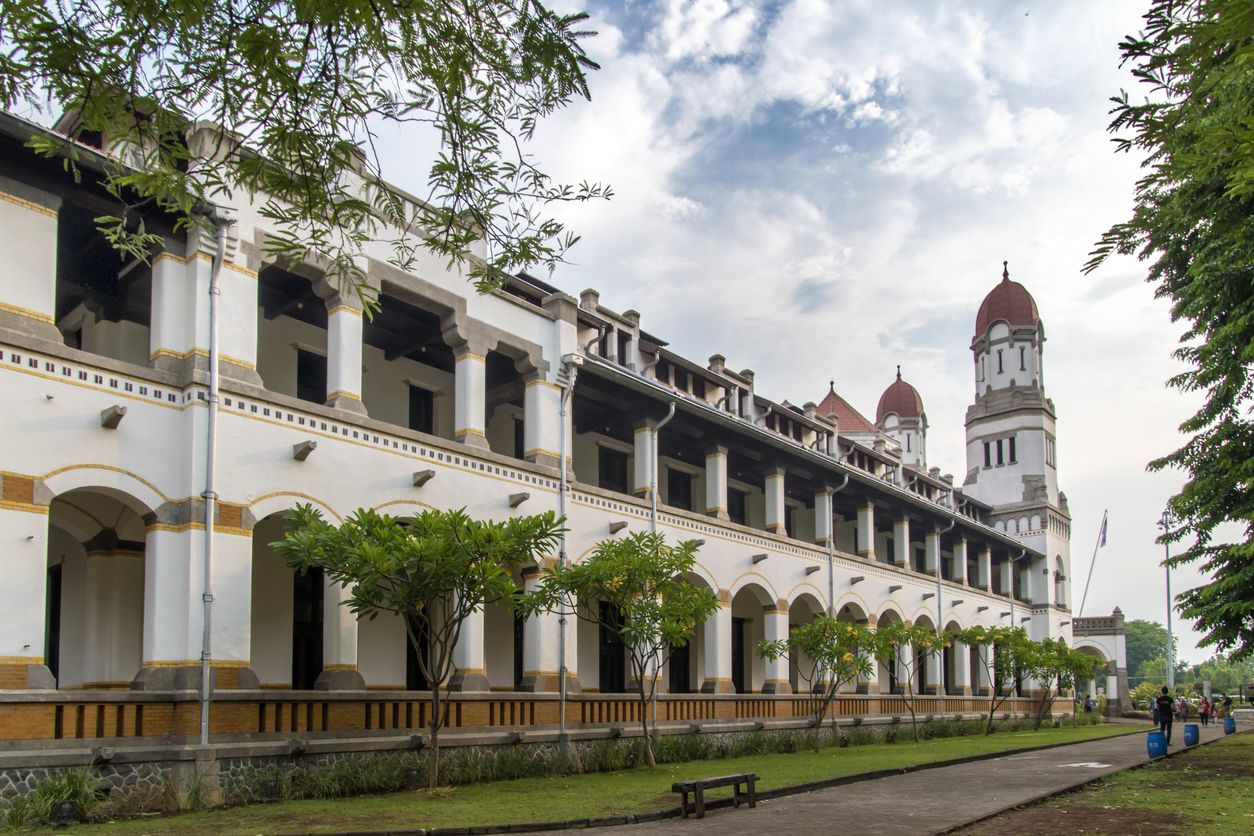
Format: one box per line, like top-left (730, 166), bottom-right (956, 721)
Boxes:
top-left (963, 262), bottom-right (1071, 635)
top-left (876, 366), bottom-right (927, 469)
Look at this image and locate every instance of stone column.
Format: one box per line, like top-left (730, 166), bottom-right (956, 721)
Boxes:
top-left (813, 488), bottom-right (833, 546)
top-left (895, 641), bottom-right (912, 693)
top-left (632, 419), bottom-right (656, 497)
top-left (764, 467), bottom-right (786, 535)
top-left (924, 529), bottom-right (940, 575)
top-left (518, 567), bottom-right (574, 692)
top-left (449, 603), bottom-right (490, 692)
top-left (324, 300), bottom-right (366, 413)
top-left (523, 376), bottom-right (562, 469)
top-left (133, 508), bottom-right (258, 690)
top-left (998, 558), bottom-right (1014, 598)
top-left (700, 592), bottom-right (734, 693)
top-left (971, 644), bottom-right (991, 696)
top-left (893, 515), bottom-right (910, 567)
top-left (453, 344), bottom-right (488, 448)
top-left (924, 648), bottom-right (943, 696)
top-left (0, 177), bottom-right (63, 342)
top-left (704, 445), bottom-right (729, 520)
top-left (952, 537), bottom-right (968, 585)
top-left (81, 542), bottom-right (145, 688)
top-left (951, 639), bottom-right (972, 695)
top-left (316, 577), bottom-right (365, 689)
top-left (0, 497), bottom-right (56, 689)
top-left (856, 503), bottom-right (875, 560)
top-left (761, 604), bottom-right (791, 694)
top-left (977, 547), bottom-right (992, 591)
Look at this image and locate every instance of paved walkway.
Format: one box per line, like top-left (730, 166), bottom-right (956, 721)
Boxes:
top-left (583, 723), bottom-right (1232, 836)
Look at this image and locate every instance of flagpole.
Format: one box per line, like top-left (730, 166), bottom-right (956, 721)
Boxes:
top-left (1077, 509), bottom-right (1108, 618)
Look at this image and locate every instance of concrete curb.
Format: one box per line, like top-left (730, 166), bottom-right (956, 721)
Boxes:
top-left (271, 725), bottom-right (1146, 836)
top-left (932, 728), bottom-right (1247, 835)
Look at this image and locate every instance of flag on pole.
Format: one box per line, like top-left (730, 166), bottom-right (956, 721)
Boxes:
top-left (1098, 513), bottom-right (1108, 548)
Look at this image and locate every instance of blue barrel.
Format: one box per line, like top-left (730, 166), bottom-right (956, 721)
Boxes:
top-left (1183, 723), bottom-right (1199, 745)
top-left (1224, 717), bottom-right (1236, 735)
top-left (1147, 730), bottom-right (1167, 758)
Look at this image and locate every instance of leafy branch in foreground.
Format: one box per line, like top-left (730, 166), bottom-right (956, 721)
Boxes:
top-left (1, 0), bottom-right (611, 301)
top-left (1085, 0), bottom-right (1254, 658)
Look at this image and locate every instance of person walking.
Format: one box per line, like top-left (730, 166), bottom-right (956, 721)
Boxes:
top-left (1177, 696), bottom-right (1188, 722)
top-left (1222, 693), bottom-right (1234, 718)
top-left (1155, 686), bottom-right (1175, 745)
top-left (1200, 697), bottom-right (1212, 726)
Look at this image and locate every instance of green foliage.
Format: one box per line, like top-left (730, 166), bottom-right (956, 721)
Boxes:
top-left (1124, 620), bottom-right (1177, 680)
top-left (871, 620), bottom-right (951, 742)
top-left (519, 531), bottom-right (718, 769)
top-left (0, 0), bottom-right (611, 299)
top-left (273, 505), bottom-right (561, 787)
top-left (1131, 680), bottom-right (1162, 711)
top-left (758, 616), bottom-right (876, 747)
top-left (1, 767), bottom-right (104, 828)
top-left (1023, 638), bottom-right (1104, 730)
top-left (960, 626), bottom-right (1034, 734)
top-left (1087, 0), bottom-right (1254, 660)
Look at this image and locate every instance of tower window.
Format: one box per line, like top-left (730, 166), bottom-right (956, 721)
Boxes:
top-left (996, 439), bottom-right (1004, 466)
top-left (983, 442), bottom-right (991, 469)
top-left (1019, 347), bottom-right (1026, 371)
top-left (1008, 436), bottom-right (1017, 463)
top-left (906, 433), bottom-right (911, 452)
top-left (997, 350), bottom-right (1004, 374)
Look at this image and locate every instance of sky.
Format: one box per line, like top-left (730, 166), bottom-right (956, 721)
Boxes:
top-left (492, 0), bottom-right (1215, 663)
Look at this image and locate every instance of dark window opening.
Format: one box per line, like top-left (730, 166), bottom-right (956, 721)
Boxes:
top-left (291, 567), bottom-right (324, 690)
top-left (983, 442), bottom-right (992, 468)
top-left (1008, 436), bottom-right (1017, 464)
top-left (995, 439), bottom-right (1004, 467)
top-left (906, 433), bottom-right (911, 452)
top-left (513, 417), bottom-right (525, 459)
top-left (408, 385), bottom-right (434, 434)
top-left (45, 564), bottom-right (63, 682)
top-left (598, 447), bottom-right (629, 494)
top-left (405, 614), bottom-right (430, 691)
top-left (997, 350), bottom-right (1004, 374)
top-left (783, 504), bottom-right (795, 536)
top-left (598, 602), bottom-right (626, 693)
top-left (728, 488), bottom-right (747, 525)
top-left (513, 612), bottom-right (525, 689)
top-left (669, 641), bottom-right (691, 694)
top-left (617, 332), bottom-right (631, 365)
top-left (296, 349), bottom-right (327, 405)
top-left (667, 468), bottom-right (692, 511)
top-left (1019, 346), bottom-right (1026, 370)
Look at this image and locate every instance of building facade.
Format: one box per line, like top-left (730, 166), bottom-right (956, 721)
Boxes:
top-left (0, 110), bottom-right (1117, 746)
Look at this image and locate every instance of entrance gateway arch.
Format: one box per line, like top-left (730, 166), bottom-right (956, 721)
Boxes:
top-left (1073, 608), bottom-right (1131, 715)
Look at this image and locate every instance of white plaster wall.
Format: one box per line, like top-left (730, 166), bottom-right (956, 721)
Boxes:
top-left (358, 611), bottom-right (407, 688)
top-left (250, 519), bottom-right (294, 687)
top-left (48, 527), bottom-right (86, 687)
top-left (483, 600), bottom-right (516, 688)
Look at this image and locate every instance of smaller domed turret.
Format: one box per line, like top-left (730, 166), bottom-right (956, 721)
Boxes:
top-left (876, 366), bottom-right (927, 469)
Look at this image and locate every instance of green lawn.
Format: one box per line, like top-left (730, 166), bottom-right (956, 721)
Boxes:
top-left (961, 731), bottom-right (1254, 835)
top-left (43, 723), bottom-right (1137, 835)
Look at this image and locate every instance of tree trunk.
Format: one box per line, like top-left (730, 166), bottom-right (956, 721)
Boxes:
top-left (429, 682), bottom-right (442, 789)
top-left (638, 679), bottom-right (656, 769)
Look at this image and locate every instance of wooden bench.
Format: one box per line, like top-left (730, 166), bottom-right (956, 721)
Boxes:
top-left (671, 773), bottom-right (759, 819)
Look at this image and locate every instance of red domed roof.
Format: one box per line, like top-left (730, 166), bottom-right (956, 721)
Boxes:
top-left (975, 261), bottom-right (1039, 337)
top-left (876, 367), bottom-right (924, 423)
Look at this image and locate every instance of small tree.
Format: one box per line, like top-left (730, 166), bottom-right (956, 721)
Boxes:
top-left (518, 532), bottom-right (717, 769)
top-left (961, 625), bottom-right (1032, 734)
top-left (1024, 639), bottom-right (1103, 730)
top-left (273, 505), bottom-right (561, 787)
top-left (758, 617), bottom-right (875, 750)
top-left (872, 621), bottom-right (950, 742)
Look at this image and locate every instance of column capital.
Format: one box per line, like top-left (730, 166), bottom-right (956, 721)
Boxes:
top-left (704, 443), bottom-right (728, 458)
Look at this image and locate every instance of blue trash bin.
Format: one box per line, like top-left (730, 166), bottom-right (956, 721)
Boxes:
top-left (1224, 717), bottom-right (1236, 735)
top-left (1147, 730), bottom-right (1167, 758)
top-left (1183, 723), bottom-right (1199, 746)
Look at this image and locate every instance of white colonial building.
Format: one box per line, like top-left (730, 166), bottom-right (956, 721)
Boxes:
top-left (0, 109), bottom-right (1123, 749)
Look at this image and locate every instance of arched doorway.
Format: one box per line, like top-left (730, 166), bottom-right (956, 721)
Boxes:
top-left (876, 610), bottom-right (903, 694)
top-left (730, 582), bottom-right (774, 694)
top-left (788, 593), bottom-right (825, 694)
top-left (46, 488), bottom-right (150, 688)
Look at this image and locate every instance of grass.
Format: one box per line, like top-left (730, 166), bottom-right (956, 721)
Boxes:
top-left (1030, 731), bottom-right (1254, 834)
top-left (38, 723), bottom-right (1135, 835)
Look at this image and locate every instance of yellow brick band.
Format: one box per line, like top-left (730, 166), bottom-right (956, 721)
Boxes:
top-left (326, 389), bottom-right (363, 402)
top-left (455, 352), bottom-right (485, 363)
top-left (0, 656), bottom-right (44, 664)
top-left (322, 664), bottom-right (359, 672)
top-left (327, 304), bottom-right (362, 317)
top-left (0, 301), bottom-right (55, 324)
top-left (0, 190), bottom-right (57, 218)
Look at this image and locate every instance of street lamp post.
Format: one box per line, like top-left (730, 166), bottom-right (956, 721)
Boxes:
top-left (1159, 510), bottom-right (1175, 691)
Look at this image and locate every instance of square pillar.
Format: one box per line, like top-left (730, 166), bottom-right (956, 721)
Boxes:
top-left (518, 567), bottom-right (577, 693)
top-left (892, 515), bottom-right (910, 567)
top-left (761, 605), bottom-right (791, 694)
top-left (764, 467), bottom-right (786, 535)
top-left (924, 529), bottom-right (940, 575)
top-left (895, 641), bottom-right (912, 693)
top-left (325, 301), bottom-right (366, 414)
top-left (952, 537), bottom-right (968, 585)
top-left (453, 346), bottom-right (488, 448)
top-left (523, 376), bottom-right (563, 469)
top-left (449, 603), bottom-right (490, 692)
top-left (924, 648), bottom-right (943, 696)
top-left (700, 593), bottom-right (734, 693)
top-left (813, 489), bottom-right (833, 546)
top-left (0, 505), bottom-right (56, 689)
top-left (977, 547), bottom-right (992, 591)
top-left (856, 503), bottom-right (875, 559)
top-left (133, 522), bottom-right (258, 690)
top-left (81, 548), bottom-right (145, 688)
top-left (998, 558), bottom-right (1013, 597)
top-left (704, 445), bottom-right (729, 520)
top-left (316, 577), bottom-right (365, 689)
top-left (972, 644), bottom-right (991, 696)
top-left (0, 178), bottom-right (63, 342)
top-left (632, 419), bottom-right (656, 497)
top-left (951, 639), bottom-right (971, 695)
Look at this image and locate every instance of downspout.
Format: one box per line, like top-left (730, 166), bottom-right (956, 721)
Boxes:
top-left (649, 400), bottom-right (676, 734)
top-left (934, 518), bottom-right (956, 700)
top-left (556, 353), bottom-right (581, 744)
top-left (826, 449), bottom-right (854, 618)
top-left (1009, 547), bottom-right (1027, 718)
top-left (200, 217), bottom-right (228, 747)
